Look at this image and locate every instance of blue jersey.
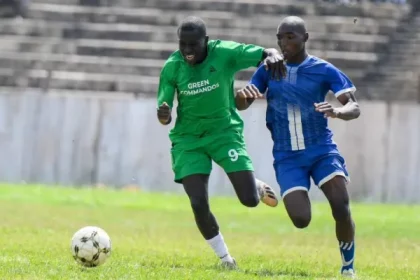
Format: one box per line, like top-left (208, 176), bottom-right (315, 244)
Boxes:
top-left (250, 55), bottom-right (356, 152)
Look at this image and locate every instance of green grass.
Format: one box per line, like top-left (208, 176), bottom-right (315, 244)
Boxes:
top-left (0, 184), bottom-right (419, 280)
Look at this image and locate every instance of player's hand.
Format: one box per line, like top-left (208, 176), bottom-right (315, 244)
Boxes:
top-left (314, 102), bottom-right (340, 118)
top-left (263, 49), bottom-right (287, 80)
top-left (237, 84), bottom-right (264, 99)
top-left (157, 102), bottom-right (172, 124)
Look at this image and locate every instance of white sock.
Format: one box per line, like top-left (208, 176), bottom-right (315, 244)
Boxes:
top-left (206, 232), bottom-right (233, 261)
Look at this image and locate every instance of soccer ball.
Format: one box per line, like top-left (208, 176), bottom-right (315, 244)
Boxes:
top-left (70, 226), bottom-right (112, 267)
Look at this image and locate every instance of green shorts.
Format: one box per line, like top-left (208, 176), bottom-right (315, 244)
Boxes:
top-left (170, 130), bottom-right (254, 183)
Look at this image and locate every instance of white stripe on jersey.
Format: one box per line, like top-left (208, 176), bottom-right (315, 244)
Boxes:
top-left (287, 104), bottom-right (305, 151)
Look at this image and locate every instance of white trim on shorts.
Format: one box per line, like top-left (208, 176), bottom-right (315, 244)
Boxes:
top-left (282, 186), bottom-right (308, 198)
top-left (317, 171), bottom-right (350, 188)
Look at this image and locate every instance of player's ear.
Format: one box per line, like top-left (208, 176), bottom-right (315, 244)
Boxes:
top-left (204, 35), bottom-right (209, 44)
top-left (303, 33), bottom-right (309, 42)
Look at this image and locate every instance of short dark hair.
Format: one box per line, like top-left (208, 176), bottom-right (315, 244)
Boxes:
top-left (178, 16), bottom-right (207, 37)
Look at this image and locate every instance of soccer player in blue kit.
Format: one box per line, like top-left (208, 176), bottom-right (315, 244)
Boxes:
top-left (236, 16), bottom-right (361, 278)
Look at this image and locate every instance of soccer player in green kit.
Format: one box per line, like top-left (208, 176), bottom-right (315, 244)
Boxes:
top-left (157, 16), bottom-right (286, 268)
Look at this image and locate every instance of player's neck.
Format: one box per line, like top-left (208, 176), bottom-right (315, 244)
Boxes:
top-left (287, 50), bottom-right (308, 65)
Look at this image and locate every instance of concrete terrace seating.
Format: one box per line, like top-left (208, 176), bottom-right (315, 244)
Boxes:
top-left (0, 0), bottom-right (411, 95)
top-left (361, 14), bottom-right (420, 101)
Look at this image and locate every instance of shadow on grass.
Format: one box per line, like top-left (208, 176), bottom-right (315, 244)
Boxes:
top-left (103, 259), bottom-right (327, 279)
top-left (210, 264), bottom-right (316, 278)
top-left (243, 267), bottom-right (311, 278)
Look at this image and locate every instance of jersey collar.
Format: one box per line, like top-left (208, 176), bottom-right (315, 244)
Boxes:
top-left (286, 55), bottom-right (312, 69)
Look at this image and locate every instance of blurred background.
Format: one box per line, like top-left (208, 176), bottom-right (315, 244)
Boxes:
top-left (0, 0), bottom-right (418, 203)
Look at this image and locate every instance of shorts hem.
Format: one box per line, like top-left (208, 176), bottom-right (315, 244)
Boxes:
top-left (174, 171), bottom-right (211, 184)
top-left (317, 171), bottom-right (349, 188)
top-left (223, 166), bottom-right (254, 174)
top-left (281, 186), bottom-right (308, 198)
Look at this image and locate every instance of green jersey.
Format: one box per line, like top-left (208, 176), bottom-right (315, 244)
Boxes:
top-left (157, 40), bottom-right (264, 141)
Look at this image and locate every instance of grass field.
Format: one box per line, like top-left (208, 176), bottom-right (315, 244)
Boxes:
top-left (0, 184), bottom-right (419, 280)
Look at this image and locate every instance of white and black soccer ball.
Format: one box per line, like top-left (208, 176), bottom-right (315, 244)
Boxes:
top-left (70, 226), bottom-right (112, 267)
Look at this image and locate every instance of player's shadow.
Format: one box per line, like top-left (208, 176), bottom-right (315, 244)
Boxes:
top-left (243, 268), bottom-right (311, 278)
top-left (211, 264), bottom-right (312, 278)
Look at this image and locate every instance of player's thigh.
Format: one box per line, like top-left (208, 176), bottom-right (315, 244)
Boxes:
top-left (182, 174), bottom-right (210, 198)
top-left (207, 131), bottom-right (254, 174)
top-left (310, 153), bottom-right (349, 189)
top-left (171, 143), bottom-right (212, 183)
top-left (283, 190), bottom-right (312, 228)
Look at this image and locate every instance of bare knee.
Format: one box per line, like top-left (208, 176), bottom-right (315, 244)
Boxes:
top-left (290, 213), bottom-right (311, 229)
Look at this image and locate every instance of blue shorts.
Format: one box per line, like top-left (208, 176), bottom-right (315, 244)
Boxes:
top-left (273, 144), bottom-right (349, 198)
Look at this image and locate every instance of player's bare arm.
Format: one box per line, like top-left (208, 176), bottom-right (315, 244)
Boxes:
top-left (157, 102), bottom-right (172, 125)
top-left (314, 92), bottom-right (360, 121)
top-left (235, 84), bottom-right (264, 111)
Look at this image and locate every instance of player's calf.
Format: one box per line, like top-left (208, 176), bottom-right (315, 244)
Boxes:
top-left (322, 176), bottom-right (354, 240)
top-left (189, 195), bottom-right (220, 238)
top-left (183, 175), bottom-right (220, 239)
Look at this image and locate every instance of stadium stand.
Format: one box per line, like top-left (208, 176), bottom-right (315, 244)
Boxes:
top-left (362, 2), bottom-right (420, 101)
top-left (0, 0), bottom-right (416, 100)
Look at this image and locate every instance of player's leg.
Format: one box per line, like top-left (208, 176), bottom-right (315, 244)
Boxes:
top-left (182, 174), bottom-right (218, 240)
top-left (207, 130), bottom-right (278, 207)
top-left (275, 160), bottom-right (312, 228)
top-left (311, 154), bottom-right (355, 277)
top-left (171, 143), bottom-right (236, 268)
top-left (182, 174), bottom-right (236, 268)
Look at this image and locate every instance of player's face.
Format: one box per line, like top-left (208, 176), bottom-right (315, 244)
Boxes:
top-left (276, 26), bottom-right (307, 62)
top-left (178, 29), bottom-right (208, 65)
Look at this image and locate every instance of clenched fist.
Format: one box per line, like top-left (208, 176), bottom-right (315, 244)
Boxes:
top-left (157, 102), bottom-right (172, 125)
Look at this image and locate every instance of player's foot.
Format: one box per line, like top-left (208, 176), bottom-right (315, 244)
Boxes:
top-left (256, 178), bottom-right (278, 207)
top-left (220, 255), bottom-right (237, 270)
top-left (341, 268), bottom-right (356, 278)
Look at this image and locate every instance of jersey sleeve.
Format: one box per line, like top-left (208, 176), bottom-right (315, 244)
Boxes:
top-left (249, 65), bottom-right (269, 94)
top-left (157, 62), bottom-right (176, 108)
top-left (326, 64), bottom-right (356, 97)
top-left (220, 41), bottom-right (265, 72)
